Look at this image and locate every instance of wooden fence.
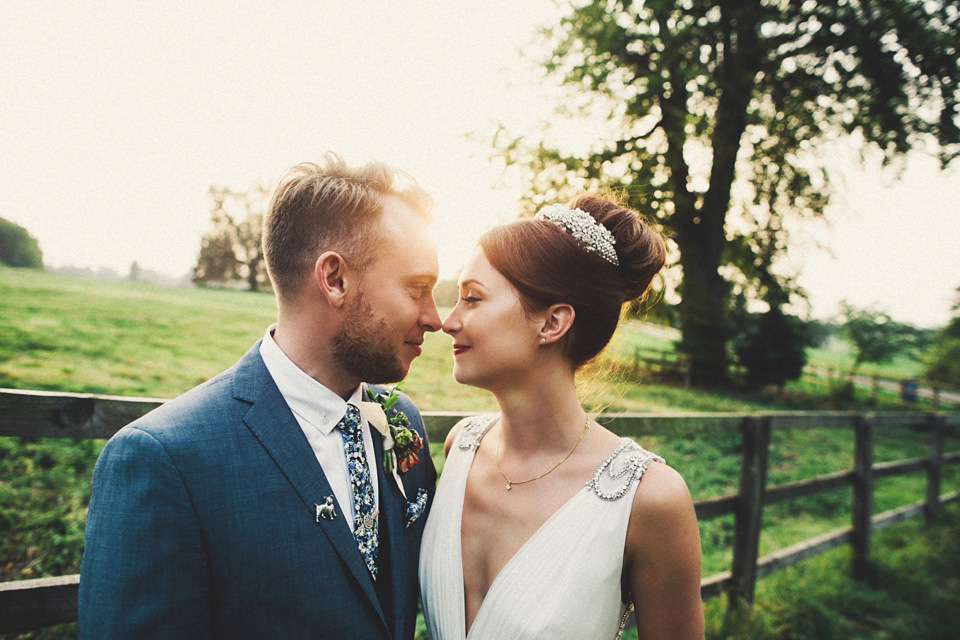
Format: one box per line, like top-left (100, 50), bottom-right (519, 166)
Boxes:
top-left (631, 346), bottom-right (960, 411)
top-left (632, 347), bottom-right (691, 387)
top-left (801, 364), bottom-right (960, 410)
top-left (1, 388), bottom-right (958, 635)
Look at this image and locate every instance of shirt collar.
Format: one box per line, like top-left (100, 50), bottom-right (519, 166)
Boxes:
top-left (259, 326), bottom-right (364, 436)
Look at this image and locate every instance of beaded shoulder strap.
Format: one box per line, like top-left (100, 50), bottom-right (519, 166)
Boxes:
top-left (455, 414), bottom-right (499, 451)
top-left (586, 439), bottom-right (665, 501)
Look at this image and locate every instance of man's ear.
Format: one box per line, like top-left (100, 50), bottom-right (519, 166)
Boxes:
top-left (314, 251), bottom-right (350, 308)
top-left (539, 303), bottom-right (575, 345)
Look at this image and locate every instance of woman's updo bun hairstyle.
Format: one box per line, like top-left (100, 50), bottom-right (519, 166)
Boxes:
top-left (479, 192), bottom-right (666, 369)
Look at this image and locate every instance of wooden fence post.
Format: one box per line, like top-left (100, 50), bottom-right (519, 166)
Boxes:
top-left (852, 415), bottom-right (874, 579)
top-left (730, 416), bottom-right (771, 608)
top-left (925, 414), bottom-right (945, 523)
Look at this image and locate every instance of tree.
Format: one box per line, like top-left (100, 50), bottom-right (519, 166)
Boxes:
top-left (0, 216), bottom-right (43, 269)
top-left (839, 302), bottom-right (913, 373)
top-left (497, 0), bottom-right (960, 385)
top-left (731, 295), bottom-right (811, 390)
top-left (925, 286), bottom-right (960, 385)
top-left (194, 185), bottom-right (270, 291)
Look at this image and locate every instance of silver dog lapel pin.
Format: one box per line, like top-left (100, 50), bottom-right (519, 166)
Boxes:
top-left (315, 496), bottom-right (336, 523)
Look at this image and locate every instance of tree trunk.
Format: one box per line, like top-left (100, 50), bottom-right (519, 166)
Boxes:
top-left (247, 254), bottom-right (262, 292)
top-left (673, 0), bottom-right (761, 386)
top-left (676, 211), bottom-right (731, 386)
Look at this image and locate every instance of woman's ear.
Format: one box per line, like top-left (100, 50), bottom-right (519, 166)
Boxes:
top-left (314, 251), bottom-right (350, 308)
top-left (539, 303), bottom-right (575, 345)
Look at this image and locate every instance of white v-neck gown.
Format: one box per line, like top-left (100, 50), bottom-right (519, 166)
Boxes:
top-left (419, 415), bottom-right (664, 640)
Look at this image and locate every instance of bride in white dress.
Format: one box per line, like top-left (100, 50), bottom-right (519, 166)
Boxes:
top-left (419, 194), bottom-right (704, 639)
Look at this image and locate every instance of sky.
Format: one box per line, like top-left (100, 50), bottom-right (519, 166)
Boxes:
top-left (2, 1), bottom-right (959, 328)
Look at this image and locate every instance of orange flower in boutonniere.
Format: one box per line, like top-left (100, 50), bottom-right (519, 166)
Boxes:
top-left (361, 385), bottom-right (423, 475)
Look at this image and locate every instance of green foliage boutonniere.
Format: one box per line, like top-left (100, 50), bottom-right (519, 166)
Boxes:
top-left (361, 385), bottom-right (423, 474)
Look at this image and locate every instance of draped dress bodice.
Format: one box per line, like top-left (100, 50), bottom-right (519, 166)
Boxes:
top-left (419, 414), bottom-right (664, 640)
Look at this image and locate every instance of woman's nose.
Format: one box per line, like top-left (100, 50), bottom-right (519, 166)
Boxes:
top-left (441, 308), bottom-right (460, 335)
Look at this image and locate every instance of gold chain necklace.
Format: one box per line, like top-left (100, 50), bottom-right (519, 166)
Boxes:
top-left (495, 414), bottom-right (590, 491)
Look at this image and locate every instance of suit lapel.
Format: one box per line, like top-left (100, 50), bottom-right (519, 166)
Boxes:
top-left (372, 431), bottom-right (409, 637)
top-left (232, 344), bottom-right (387, 629)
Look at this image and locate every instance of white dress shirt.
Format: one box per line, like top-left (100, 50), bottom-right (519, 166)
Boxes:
top-left (259, 326), bottom-right (379, 532)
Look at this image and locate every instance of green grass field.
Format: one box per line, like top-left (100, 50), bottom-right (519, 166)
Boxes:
top-left (805, 335), bottom-right (927, 380)
top-left (2, 266), bottom-right (958, 639)
top-left (0, 266), bottom-right (842, 412)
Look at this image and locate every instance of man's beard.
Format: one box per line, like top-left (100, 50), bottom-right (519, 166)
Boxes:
top-left (331, 289), bottom-right (407, 384)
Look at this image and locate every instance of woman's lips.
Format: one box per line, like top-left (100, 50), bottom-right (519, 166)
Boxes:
top-left (453, 344), bottom-right (471, 356)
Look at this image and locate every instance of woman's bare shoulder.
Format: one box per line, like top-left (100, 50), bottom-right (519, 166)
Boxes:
top-left (632, 460), bottom-right (693, 512)
top-left (626, 459), bottom-right (698, 554)
top-left (625, 459), bottom-right (704, 637)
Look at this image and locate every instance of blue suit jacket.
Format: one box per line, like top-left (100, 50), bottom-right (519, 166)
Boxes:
top-left (78, 341), bottom-right (437, 639)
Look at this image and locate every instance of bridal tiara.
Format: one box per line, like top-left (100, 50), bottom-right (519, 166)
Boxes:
top-left (534, 204), bottom-right (619, 266)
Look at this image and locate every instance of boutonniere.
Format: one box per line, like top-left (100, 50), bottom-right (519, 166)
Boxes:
top-left (360, 385), bottom-right (424, 475)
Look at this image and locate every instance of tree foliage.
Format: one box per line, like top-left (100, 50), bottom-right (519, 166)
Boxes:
top-left (497, 0), bottom-right (960, 385)
top-left (839, 302), bottom-right (914, 371)
top-left (194, 186), bottom-right (270, 292)
top-left (731, 295), bottom-right (812, 389)
top-left (0, 216), bottom-right (43, 269)
top-left (925, 286), bottom-right (960, 385)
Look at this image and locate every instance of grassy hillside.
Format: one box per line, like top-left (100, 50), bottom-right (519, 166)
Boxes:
top-left (1, 267), bottom-right (878, 413)
top-left (1, 267), bottom-right (957, 639)
top-left (1, 267), bottom-right (276, 397)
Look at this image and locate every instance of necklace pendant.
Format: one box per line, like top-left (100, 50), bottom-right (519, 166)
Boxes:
top-left (506, 482), bottom-right (512, 490)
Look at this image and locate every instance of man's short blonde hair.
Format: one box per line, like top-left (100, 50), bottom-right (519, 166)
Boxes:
top-left (263, 152), bottom-right (432, 299)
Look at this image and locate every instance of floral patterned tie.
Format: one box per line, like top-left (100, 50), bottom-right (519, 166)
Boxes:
top-left (338, 404), bottom-right (378, 579)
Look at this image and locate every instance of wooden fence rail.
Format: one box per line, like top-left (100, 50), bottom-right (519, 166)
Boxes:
top-left (632, 347), bottom-right (691, 388)
top-left (629, 346), bottom-right (960, 411)
top-left (1, 389), bottom-right (958, 634)
top-left (801, 364), bottom-right (960, 410)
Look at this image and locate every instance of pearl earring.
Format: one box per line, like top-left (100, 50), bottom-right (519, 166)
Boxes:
top-left (540, 338), bottom-right (546, 344)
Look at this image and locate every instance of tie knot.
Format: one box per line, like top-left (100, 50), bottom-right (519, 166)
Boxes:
top-left (339, 404), bottom-right (362, 436)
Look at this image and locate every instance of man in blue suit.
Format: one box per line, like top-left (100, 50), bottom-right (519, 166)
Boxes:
top-left (79, 153), bottom-right (442, 639)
